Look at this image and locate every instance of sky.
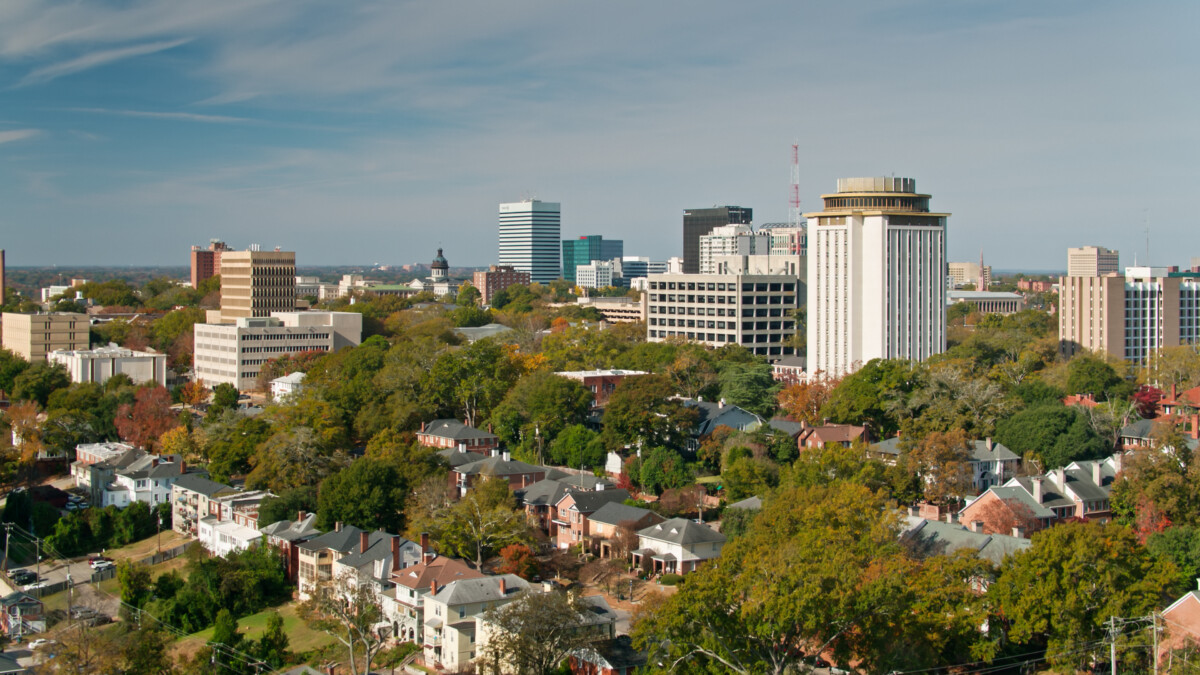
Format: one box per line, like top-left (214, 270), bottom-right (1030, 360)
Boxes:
top-left (0, 0), bottom-right (1196, 270)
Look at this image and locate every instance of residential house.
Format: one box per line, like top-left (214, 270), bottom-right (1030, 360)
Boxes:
top-left (422, 574), bottom-right (530, 672)
top-left (197, 490), bottom-right (272, 557)
top-left (387, 534), bottom-right (483, 644)
top-left (1120, 417), bottom-right (1200, 450)
top-left (437, 445), bottom-right (487, 470)
top-left (72, 442), bottom-right (140, 501)
top-left (586, 502), bottom-right (662, 559)
top-left (451, 452), bottom-right (547, 497)
top-left (631, 518), bottom-right (726, 575)
top-left (770, 355), bottom-right (807, 385)
top-left (871, 437), bottom-right (1020, 494)
top-left (73, 443), bottom-right (187, 509)
top-left (900, 516), bottom-right (1031, 566)
top-left (958, 456), bottom-right (1120, 535)
top-left (478, 593), bottom-right (618, 672)
top-left (519, 478), bottom-right (571, 537)
top-left (1159, 581), bottom-right (1200, 666)
top-left (555, 370), bottom-right (648, 408)
top-left (570, 635), bottom-right (648, 675)
top-left (0, 592), bottom-right (44, 639)
top-left (681, 399), bottom-right (764, 451)
top-left (766, 418), bottom-right (804, 443)
top-left (797, 422), bottom-right (869, 449)
top-left (172, 474), bottom-right (239, 537)
top-left (296, 523), bottom-right (372, 599)
top-left (552, 488), bottom-right (630, 550)
top-left (1159, 384), bottom-right (1200, 417)
top-left (270, 372), bottom-right (306, 401)
top-left (417, 419), bottom-right (500, 453)
top-left (1062, 392), bottom-right (1101, 409)
top-left (260, 511), bottom-right (322, 582)
top-left (726, 496), bottom-right (762, 511)
top-left (332, 530), bottom-right (421, 601)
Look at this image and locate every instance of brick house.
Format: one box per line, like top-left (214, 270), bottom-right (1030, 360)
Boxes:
top-left (551, 488), bottom-right (630, 550)
top-left (770, 355), bottom-right (807, 385)
top-left (260, 511), bottom-right (321, 582)
top-left (586, 502), bottom-right (662, 559)
top-left (451, 452), bottom-right (546, 497)
top-left (871, 437), bottom-right (1021, 494)
top-left (417, 419), bottom-right (499, 453)
top-left (958, 456), bottom-right (1120, 536)
top-left (797, 422), bottom-right (869, 449)
top-left (1160, 583), bottom-right (1200, 666)
top-left (555, 370), bottom-right (649, 408)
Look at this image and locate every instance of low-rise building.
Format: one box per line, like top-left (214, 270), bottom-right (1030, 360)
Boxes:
top-left (552, 296), bottom-right (647, 323)
top-left (73, 443), bottom-right (185, 508)
top-left (570, 635), bottom-right (648, 675)
top-left (451, 452), bottom-right (547, 497)
top-left (172, 474), bottom-right (240, 537)
top-left (261, 512), bottom-right (322, 582)
top-left (332, 531), bottom-right (421, 601)
top-left (296, 523), bottom-right (373, 599)
top-left (631, 518), bottom-right (725, 575)
top-left (552, 488), bottom-right (630, 550)
top-left (193, 311), bottom-right (362, 391)
top-left (682, 399), bottom-right (763, 451)
top-left (474, 266), bottom-right (531, 305)
top-left (48, 345), bottom-right (168, 387)
top-left (771, 355), bottom-right (807, 385)
top-left (197, 490), bottom-right (272, 557)
top-left (270, 372), bottom-right (306, 401)
top-left (586, 502), bottom-right (662, 559)
top-left (947, 290), bottom-right (1026, 315)
top-left (798, 422), bottom-right (869, 449)
top-left (0, 592), bottom-right (45, 639)
top-left (1, 312), bottom-right (88, 362)
top-left (387, 534), bottom-right (484, 644)
top-left (423, 574), bottom-right (531, 672)
top-left (555, 370), bottom-right (648, 408)
top-left (1159, 583), bottom-right (1200, 666)
top-left (958, 456), bottom-right (1120, 535)
top-left (871, 437), bottom-right (1020, 494)
top-left (416, 419), bottom-right (499, 453)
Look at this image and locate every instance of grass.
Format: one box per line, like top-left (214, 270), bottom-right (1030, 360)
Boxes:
top-left (695, 475), bottom-right (722, 485)
top-left (180, 602), bottom-right (336, 655)
top-left (101, 531), bottom-right (190, 561)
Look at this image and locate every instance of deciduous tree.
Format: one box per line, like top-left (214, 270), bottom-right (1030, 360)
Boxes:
top-left (300, 572), bottom-right (387, 675)
top-left (424, 477), bottom-right (530, 566)
top-left (479, 590), bottom-right (603, 675)
top-left (600, 375), bottom-right (697, 452)
top-left (777, 371), bottom-right (840, 426)
top-left (115, 386), bottom-right (178, 451)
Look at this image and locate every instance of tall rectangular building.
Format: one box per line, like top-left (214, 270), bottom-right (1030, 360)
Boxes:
top-left (2, 312), bottom-right (88, 361)
top-left (682, 206), bottom-right (752, 274)
top-left (0, 249), bottom-right (6, 307)
top-left (1068, 246), bottom-right (1119, 277)
top-left (218, 249), bottom-right (296, 322)
top-left (561, 236), bottom-right (623, 284)
top-left (499, 200), bottom-right (561, 284)
top-left (190, 240), bottom-right (232, 289)
top-left (1059, 267), bottom-right (1200, 362)
top-left (472, 265), bottom-right (531, 305)
top-left (806, 177), bottom-right (948, 378)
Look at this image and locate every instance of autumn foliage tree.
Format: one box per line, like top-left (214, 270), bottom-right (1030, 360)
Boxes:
top-left (178, 379), bottom-right (208, 408)
top-left (496, 544), bottom-right (539, 580)
top-left (777, 371), bottom-right (841, 426)
top-left (114, 386), bottom-right (179, 451)
top-left (903, 430), bottom-right (976, 505)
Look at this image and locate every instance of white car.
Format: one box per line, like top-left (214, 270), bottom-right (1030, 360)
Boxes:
top-left (28, 638), bottom-right (56, 650)
top-left (91, 560), bottom-right (115, 571)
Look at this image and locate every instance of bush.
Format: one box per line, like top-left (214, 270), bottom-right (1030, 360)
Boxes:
top-left (658, 573), bottom-right (684, 586)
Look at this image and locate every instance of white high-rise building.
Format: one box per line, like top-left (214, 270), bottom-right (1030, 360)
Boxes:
top-left (698, 225), bottom-right (769, 274)
top-left (498, 200), bottom-right (561, 284)
top-left (575, 261), bottom-right (614, 289)
top-left (1067, 246), bottom-right (1120, 277)
top-left (806, 177), bottom-right (948, 378)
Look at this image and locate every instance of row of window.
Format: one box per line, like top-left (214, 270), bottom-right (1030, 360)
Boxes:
top-left (651, 305), bottom-right (789, 318)
top-left (649, 330), bottom-right (782, 344)
top-left (648, 281), bottom-right (796, 292)
top-left (649, 318), bottom-right (793, 331)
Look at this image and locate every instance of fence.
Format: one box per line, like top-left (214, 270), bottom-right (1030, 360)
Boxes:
top-left (89, 541), bottom-right (196, 583)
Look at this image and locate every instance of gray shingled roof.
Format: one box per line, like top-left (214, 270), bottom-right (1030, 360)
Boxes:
top-left (297, 524), bottom-right (366, 553)
top-left (726, 496), bottom-right (762, 511)
top-left (638, 518), bottom-right (726, 546)
top-left (767, 418), bottom-right (804, 438)
top-left (260, 513), bottom-right (321, 542)
top-left (432, 574), bottom-right (529, 606)
top-left (519, 478), bottom-right (569, 507)
top-left (561, 488), bottom-right (630, 513)
top-left (422, 419), bottom-right (498, 443)
top-left (901, 516), bottom-right (1030, 565)
top-left (457, 455), bottom-right (542, 477)
top-left (173, 473), bottom-right (234, 498)
top-left (683, 400), bottom-right (764, 437)
top-left (437, 446), bottom-right (487, 468)
top-left (589, 502), bottom-right (657, 527)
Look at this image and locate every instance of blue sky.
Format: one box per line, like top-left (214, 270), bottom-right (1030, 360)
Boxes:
top-left (1, 0), bottom-right (1196, 269)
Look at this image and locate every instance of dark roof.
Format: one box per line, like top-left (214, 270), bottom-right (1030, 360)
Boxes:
top-left (683, 399), bottom-right (764, 437)
top-left (336, 532), bottom-right (420, 581)
top-left (456, 455), bottom-right (543, 477)
top-left (260, 513), bottom-right (322, 542)
top-left (767, 418), bottom-right (804, 438)
top-left (901, 516), bottom-right (1030, 565)
top-left (421, 419), bottom-right (498, 443)
top-left (589, 502), bottom-right (658, 527)
top-left (772, 355), bottom-right (807, 369)
top-left (432, 574), bottom-right (529, 606)
top-left (1120, 418), bottom-right (1156, 439)
top-left (559, 474), bottom-right (614, 490)
top-left (638, 518), bottom-right (726, 546)
top-left (726, 496), bottom-right (762, 511)
top-left (0, 592), bottom-right (39, 608)
top-left (577, 636), bottom-right (648, 670)
top-left (560, 488), bottom-right (630, 513)
top-left (173, 473), bottom-right (235, 497)
top-left (518, 478), bottom-right (569, 507)
top-left (0, 654), bottom-right (23, 675)
top-left (437, 446), bottom-right (487, 468)
top-left (298, 524), bottom-right (366, 553)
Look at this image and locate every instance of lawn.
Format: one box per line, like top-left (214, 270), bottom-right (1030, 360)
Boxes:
top-left (181, 602), bottom-right (336, 655)
top-left (96, 554), bottom-right (191, 597)
top-left (101, 530), bottom-right (190, 561)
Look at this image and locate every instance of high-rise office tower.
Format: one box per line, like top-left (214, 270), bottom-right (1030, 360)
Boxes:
top-left (0, 249), bottom-right (6, 307)
top-left (682, 206), bottom-right (752, 274)
top-left (806, 177), bottom-right (948, 377)
top-left (190, 239), bottom-right (233, 289)
top-left (499, 200), bottom-right (561, 284)
top-left (1067, 246), bottom-right (1120, 277)
top-left (562, 236), bottom-right (624, 284)
top-left (218, 248), bottom-right (296, 322)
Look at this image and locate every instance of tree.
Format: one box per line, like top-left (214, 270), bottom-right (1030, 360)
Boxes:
top-left (209, 383), bottom-right (240, 415)
top-left (546, 424), bottom-right (605, 470)
top-left (902, 430), bottom-right (975, 505)
top-left (250, 611), bottom-right (292, 669)
top-left (117, 560), bottom-right (154, 620)
top-left (600, 375), bottom-right (697, 452)
top-left (489, 369), bottom-right (593, 457)
top-left (30, 620), bottom-right (121, 674)
top-left (638, 447), bottom-right (693, 496)
top-left (820, 358), bottom-right (921, 436)
top-left (456, 282), bottom-right (481, 307)
top-left (716, 361), bottom-right (779, 419)
top-left (425, 477), bottom-right (530, 566)
top-left (994, 402), bottom-right (1109, 470)
top-left (199, 412), bottom-right (272, 483)
top-left (158, 426), bottom-right (198, 461)
top-left (1143, 345), bottom-right (1200, 390)
top-left (721, 456), bottom-right (778, 502)
top-left (0, 348), bottom-right (30, 397)
top-left (246, 427), bottom-right (347, 492)
top-left (115, 386), bottom-right (179, 451)
top-left (479, 590), bottom-right (603, 675)
top-left (257, 486), bottom-right (318, 528)
top-left (11, 361), bottom-right (70, 407)
top-left (632, 482), bottom-right (989, 674)
top-left (777, 372), bottom-right (840, 426)
top-left (209, 609), bottom-right (244, 672)
top-left (300, 572), bottom-right (387, 675)
top-left (1132, 384), bottom-right (1163, 419)
top-left (990, 522), bottom-right (1175, 671)
top-left (1066, 353), bottom-right (1133, 401)
top-left (664, 349), bottom-right (718, 400)
top-left (495, 543), bottom-right (539, 580)
top-left (423, 339), bottom-right (520, 428)
top-left (972, 496), bottom-right (1039, 537)
top-left (316, 456), bottom-right (411, 534)
top-left (1111, 425), bottom-right (1200, 530)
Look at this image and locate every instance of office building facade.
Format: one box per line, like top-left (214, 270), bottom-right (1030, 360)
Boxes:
top-left (645, 273), bottom-right (799, 360)
top-left (499, 200), bottom-right (561, 284)
top-left (682, 206), bottom-right (752, 274)
top-left (218, 249), bottom-right (296, 322)
top-left (1059, 266), bottom-right (1200, 362)
top-left (947, 262), bottom-right (992, 289)
top-left (698, 225), bottom-right (769, 274)
top-left (575, 261), bottom-right (615, 289)
top-left (49, 346), bottom-right (168, 387)
top-left (1068, 246), bottom-right (1120, 277)
top-left (806, 177), bottom-right (948, 377)
top-left (193, 311), bottom-right (362, 390)
top-left (472, 265), bottom-right (531, 305)
top-left (562, 236), bottom-right (623, 284)
top-left (190, 240), bottom-right (232, 289)
top-left (2, 312), bottom-right (88, 362)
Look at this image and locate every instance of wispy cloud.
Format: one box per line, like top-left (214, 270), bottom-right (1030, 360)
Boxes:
top-left (0, 128), bottom-right (40, 144)
top-left (66, 107), bottom-right (250, 124)
top-left (18, 37), bottom-right (192, 86)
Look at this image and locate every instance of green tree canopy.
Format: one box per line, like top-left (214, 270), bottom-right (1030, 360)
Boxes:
top-left (600, 374), bottom-right (697, 452)
top-left (316, 456), bottom-right (412, 534)
top-left (993, 402), bottom-right (1110, 470)
top-left (489, 369), bottom-right (592, 459)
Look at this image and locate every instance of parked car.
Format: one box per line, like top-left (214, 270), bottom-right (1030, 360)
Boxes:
top-left (70, 605), bottom-right (98, 619)
top-left (10, 571), bottom-right (36, 585)
top-left (23, 580), bottom-right (51, 591)
top-left (84, 614), bottom-right (112, 626)
top-left (87, 556), bottom-right (112, 567)
top-left (28, 638), bottom-right (56, 650)
top-left (91, 560), bottom-right (115, 572)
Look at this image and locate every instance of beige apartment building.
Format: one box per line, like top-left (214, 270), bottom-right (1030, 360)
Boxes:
top-left (1059, 266), bottom-right (1200, 362)
top-left (1067, 246), bottom-right (1119, 277)
top-left (218, 249), bottom-right (296, 322)
top-left (1, 312), bottom-right (88, 361)
top-left (947, 261), bottom-right (992, 289)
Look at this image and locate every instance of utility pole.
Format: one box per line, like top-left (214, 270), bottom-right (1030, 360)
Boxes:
top-left (3, 523), bottom-right (10, 573)
top-left (1153, 612), bottom-right (1160, 675)
top-left (66, 570), bottom-right (72, 619)
top-left (1110, 615), bottom-right (1118, 675)
top-left (35, 537), bottom-right (40, 598)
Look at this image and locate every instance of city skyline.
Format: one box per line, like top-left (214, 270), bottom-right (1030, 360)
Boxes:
top-left (0, 1), bottom-right (1195, 268)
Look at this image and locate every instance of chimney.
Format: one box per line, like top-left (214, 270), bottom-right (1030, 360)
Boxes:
top-left (498, 577), bottom-right (507, 595)
top-left (491, 448), bottom-right (499, 458)
top-left (488, 423), bottom-right (493, 433)
top-left (985, 437), bottom-right (993, 451)
top-left (969, 521), bottom-right (983, 533)
top-left (326, 665), bottom-right (335, 675)
top-left (1192, 414), bottom-right (1199, 441)
top-left (502, 451), bottom-right (510, 462)
top-left (421, 421), bottom-right (426, 432)
top-left (360, 531), bottom-right (369, 554)
top-left (1113, 452), bottom-right (1123, 475)
top-left (943, 512), bottom-right (954, 524)
top-left (421, 532), bottom-right (434, 564)
top-left (1054, 467), bottom-right (1065, 488)
top-left (391, 536), bottom-right (401, 573)
top-left (1032, 477), bottom-right (1043, 504)
top-left (1092, 462), bottom-right (1102, 486)
top-left (718, 399), bottom-right (725, 409)
top-left (430, 580), bottom-right (438, 595)
top-left (151, 458), bottom-right (159, 467)
top-left (298, 510), bottom-right (305, 523)
top-left (335, 521), bottom-right (343, 532)
top-left (1013, 526), bottom-right (1026, 538)
top-left (1172, 383), bottom-right (1178, 401)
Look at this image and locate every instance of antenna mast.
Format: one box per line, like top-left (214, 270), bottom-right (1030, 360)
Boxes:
top-left (789, 143), bottom-right (802, 228)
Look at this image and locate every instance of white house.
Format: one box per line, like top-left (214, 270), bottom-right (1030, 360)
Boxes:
top-left (631, 518), bottom-right (726, 575)
top-left (197, 490), bottom-right (272, 557)
top-left (48, 344), bottom-right (168, 387)
top-left (422, 575), bottom-right (530, 672)
top-left (270, 371), bottom-right (306, 401)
